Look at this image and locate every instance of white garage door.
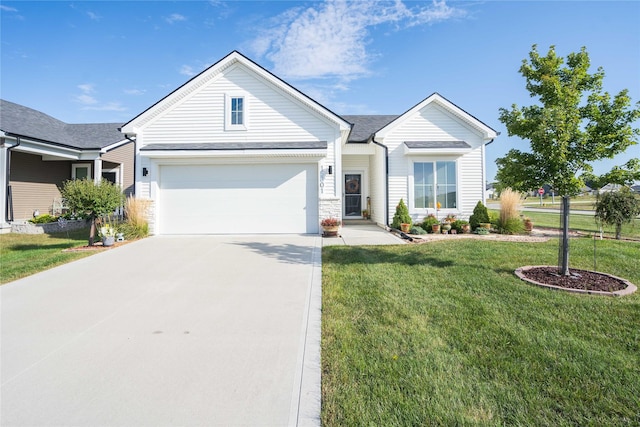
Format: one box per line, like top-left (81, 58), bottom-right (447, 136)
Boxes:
top-left (158, 163), bottom-right (318, 234)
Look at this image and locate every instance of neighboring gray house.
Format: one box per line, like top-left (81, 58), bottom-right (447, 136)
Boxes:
top-left (0, 100), bottom-right (134, 230)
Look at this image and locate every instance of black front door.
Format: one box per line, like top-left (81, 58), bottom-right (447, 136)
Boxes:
top-left (344, 174), bottom-right (361, 217)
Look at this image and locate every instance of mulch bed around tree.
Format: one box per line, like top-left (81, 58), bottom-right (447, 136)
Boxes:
top-left (516, 266), bottom-right (637, 296)
top-left (62, 241), bottom-right (131, 252)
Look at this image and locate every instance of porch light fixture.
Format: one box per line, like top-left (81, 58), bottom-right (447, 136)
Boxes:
top-left (142, 167), bottom-right (149, 177)
top-left (328, 165), bottom-right (333, 175)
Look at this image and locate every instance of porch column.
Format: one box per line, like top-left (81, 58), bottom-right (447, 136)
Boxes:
top-left (0, 145), bottom-right (9, 227)
top-left (93, 157), bottom-right (102, 184)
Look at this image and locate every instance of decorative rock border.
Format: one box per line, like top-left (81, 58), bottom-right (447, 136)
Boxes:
top-left (10, 219), bottom-right (88, 235)
top-left (515, 265), bottom-right (637, 297)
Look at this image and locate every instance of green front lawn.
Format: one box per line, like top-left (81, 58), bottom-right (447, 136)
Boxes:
top-left (322, 239), bottom-right (640, 425)
top-left (521, 210), bottom-right (640, 240)
top-left (0, 228), bottom-right (95, 284)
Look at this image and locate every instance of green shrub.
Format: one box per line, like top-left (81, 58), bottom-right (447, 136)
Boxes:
top-left (475, 227), bottom-right (490, 235)
top-left (391, 199), bottom-right (412, 229)
top-left (595, 187), bottom-right (640, 240)
top-left (410, 226), bottom-right (427, 235)
top-left (420, 215), bottom-right (440, 233)
top-left (29, 214), bottom-right (59, 224)
top-left (489, 211), bottom-right (499, 227)
top-left (118, 221), bottom-right (149, 240)
top-left (469, 201), bottom-right (489, 230)
top-left (497, 217), bottom-right (524, 235)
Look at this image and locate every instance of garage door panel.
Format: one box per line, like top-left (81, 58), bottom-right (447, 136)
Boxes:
top-left (159, 164), bottom-right (318, 234)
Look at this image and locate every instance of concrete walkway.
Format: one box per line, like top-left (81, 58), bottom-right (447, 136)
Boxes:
top-left (322, 220), bottom-right (405, 246)
top-left (1, 235), bottom-right (322, 426)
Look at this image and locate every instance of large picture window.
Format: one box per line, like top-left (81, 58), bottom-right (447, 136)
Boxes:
top-left (413, 161), bottom-right (456, 209)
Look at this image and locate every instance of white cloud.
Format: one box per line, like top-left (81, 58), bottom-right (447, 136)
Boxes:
top-left (165, 13), bottom-right (187, 24)
top-left (75, 94), bottom-right (98, 105)
top-left (250, 0), bottom-right (466, 80)
top-left (124, 88), bottom-right (146, 96)
top-left (78, 83), bottom-right (95, 94)
top-left (83, 102), bottom-right (127, 112)
top-left (87, 11), bottom-right (101, 21)
top-left (0, 5), bottom-right (18, 12)
top-left (73, 83), bottom-right (126, 112)
top-left (179, 65), bottom-right (196, 76)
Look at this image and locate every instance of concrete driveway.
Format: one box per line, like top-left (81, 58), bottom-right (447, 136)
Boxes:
top-left (1, 235), bottom-right (322, 426)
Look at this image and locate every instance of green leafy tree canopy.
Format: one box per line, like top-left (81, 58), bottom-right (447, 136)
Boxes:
top-left (497, 45), bottom-right (640, 196)
top-left (60, 178), bottom-right (124, 245)
top-left (594, 187), bottom-right (640, 240)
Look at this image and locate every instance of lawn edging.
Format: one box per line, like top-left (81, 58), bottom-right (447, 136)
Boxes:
top-left (515, 265), bottom-right (637, 297)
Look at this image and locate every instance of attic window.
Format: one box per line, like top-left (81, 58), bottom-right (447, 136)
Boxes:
top-left (225, 94), bottom-right (247, 131)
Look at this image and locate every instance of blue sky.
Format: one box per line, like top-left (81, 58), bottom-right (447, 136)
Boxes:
top-left (1, 0), bottom-right (639, 182)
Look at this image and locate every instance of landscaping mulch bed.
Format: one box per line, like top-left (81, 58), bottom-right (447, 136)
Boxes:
top-left (516, 266), bottom-right (637, 296)
top-left (521, 267), bottom-right (627, 292)
top-left (62, 241), bottom-right (130, 252)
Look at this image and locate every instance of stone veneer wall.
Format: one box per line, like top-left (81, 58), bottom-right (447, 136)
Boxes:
top-left (319, 198), bottom-right (341, 222)
top-left (11, 219), bottom-right (89, 234)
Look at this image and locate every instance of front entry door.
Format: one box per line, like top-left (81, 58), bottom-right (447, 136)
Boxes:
top-left (344, 174), bottom-right (362, 217)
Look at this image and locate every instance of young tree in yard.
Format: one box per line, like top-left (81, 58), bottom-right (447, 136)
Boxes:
top-left (60, 179), bottom-right (124, 246)
top-left (595, 187), bottom-right (640, 240)
top-left (498, 45), bottom-right (640, 275)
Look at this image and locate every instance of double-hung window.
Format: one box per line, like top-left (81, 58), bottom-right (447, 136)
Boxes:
top-left (225, 94), bottom-right (247, 130)
top-left (413, 161), bottom-right (457, 209)
top-left (231, 97), bottom-right (243, 125)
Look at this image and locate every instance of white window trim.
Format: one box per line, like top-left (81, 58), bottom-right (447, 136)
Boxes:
top-left (72, 163), bottom-right (92, 180)
top-left (101, 165), bottom-right (122, 188)
top-left (409, 159), bottom-right (459, 216)
top-left (225, 93), bottom-right (248, 131)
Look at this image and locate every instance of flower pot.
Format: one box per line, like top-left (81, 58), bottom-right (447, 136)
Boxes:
top-left (102, 236), bottom-right (115, 247)
top-left (524, 220), bottom-right (533, 233)
top-left (480, 223), bottom-right (492, 230)
top-left (441, 223), bottom-right (451, 234)
top-left (431, 224), bottom-right (441, 233)
top-left (461, 224), bottom-right (470, 234)
top-left (400, 223), bottom-right (411, 233)
top-left (322, 225), bottom-right (339, 237)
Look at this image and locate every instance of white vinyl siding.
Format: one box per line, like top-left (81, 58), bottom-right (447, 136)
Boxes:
top-left (382, 103), bottom-right (487, 221)
top-left (140, 65), bottom-right (340, 197)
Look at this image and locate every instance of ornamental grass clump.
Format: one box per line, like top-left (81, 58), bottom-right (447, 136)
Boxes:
top-left (121, 196), bottom-right (151, 239)
top-left (498, 188), bottom-right (523, 234)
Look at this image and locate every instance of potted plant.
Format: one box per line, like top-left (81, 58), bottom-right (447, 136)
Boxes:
top-left (100, 223), bottom-right (117, 246)
top-left (523, 216), bottom-right (534, 233)
top-left (391, 199), bottom-right (412, 233)
top-left (441, 222), bottom-right (452, 234)
top-left (320, 218), bottom-right (341, 237)
top-left (361, 209), bottom-right (370, 219)
top-left (431, 223), bottom-right (441, 233)
top-left (421, 214), bottom-right (439, 234)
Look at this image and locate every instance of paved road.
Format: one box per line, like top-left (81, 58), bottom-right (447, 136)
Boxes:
top-left (1, 235), bottom-right (322, 426)
top-left (487, 203), bottom-right (596, 216)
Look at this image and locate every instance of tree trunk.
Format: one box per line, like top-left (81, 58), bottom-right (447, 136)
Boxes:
top-left (616, 223), bottom-right (622, 240)
top-left (560, 196), bottom-right (570, 276)
top-left (89, 216), bottom-right (96, 246)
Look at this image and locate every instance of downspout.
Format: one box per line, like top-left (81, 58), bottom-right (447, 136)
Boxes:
top-left (371, 136), bottom-right (389, 228)
top-left (482, 138), bottom-right (495, 204)
top-left (4, 135), bottom-right (21, 222)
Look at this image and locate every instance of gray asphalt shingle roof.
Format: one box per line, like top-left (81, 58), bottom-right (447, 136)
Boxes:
top-left (140, 141), bottom-right (328, 151)
top-left (0, 99), bottom-right (124, 150)
top-left (404, 141), bottom-right (471, 149)
top-left (342, 115), bottom-right (398, 142)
